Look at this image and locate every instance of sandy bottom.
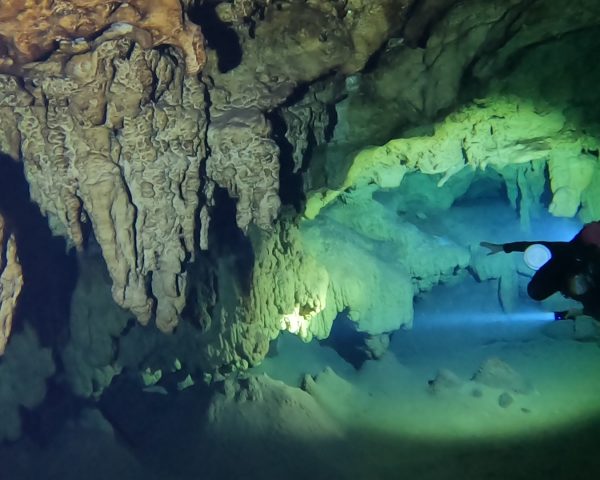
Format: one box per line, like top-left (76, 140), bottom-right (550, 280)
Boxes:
top-left (252, 278), bottom-right (600, 480)
top-left (4, 280), bottom-right (599, 480)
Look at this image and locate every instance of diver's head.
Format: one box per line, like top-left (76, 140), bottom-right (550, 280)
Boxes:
top-left (568, 274), bottom-right (590, 297)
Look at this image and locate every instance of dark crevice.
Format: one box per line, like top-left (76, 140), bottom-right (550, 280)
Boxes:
top-left (0, 153), bottom-right (77, 352)
top-left (320, 310), bottom-right (371, 370)
top-left (20, 380), bottom-right (91, 446)
top-left (359, 42), bottom-right (388, 74)
top-left (188, 3), bottom-right (242, 73)
top-left (0, 153), bottom-right (80, 445)
top-left (208, 186), bottom-right (254, 296)
top-left (266, 110), bottom-right (305, 212)
top-left (279, 83), bottom-right (311, 108)
top-left (402, 0), bottom-right (461, 49)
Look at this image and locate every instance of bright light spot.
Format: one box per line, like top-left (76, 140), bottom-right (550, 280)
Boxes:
top-left (280, 306), bottom-right (308, 336)
top-left (280, 302), bottom-right (325, 339)
top-left (504, 310), bottom-right (556, 322)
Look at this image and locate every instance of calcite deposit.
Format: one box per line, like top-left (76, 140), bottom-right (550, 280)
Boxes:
top-left (305, 97), bottom-right (600, 219)
top-left (0, 0), bottom-right (598, 384)
top-left (0, 0), bottom-right (421, 377)
top-left (0, 0), bottom-right (205, 75)
top-left (201, 222), bottom-right (330, 371)
top-left (0, 213), bottom-right (23, 355)
top-left (0, 38), bottom-right (207, 333)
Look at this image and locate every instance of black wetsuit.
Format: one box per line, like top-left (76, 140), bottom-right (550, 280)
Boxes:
top-left (503, 240), bottom-right (600, 316)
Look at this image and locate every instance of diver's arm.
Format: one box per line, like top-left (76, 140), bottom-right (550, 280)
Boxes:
top-left (480, 240), bottom-right (570, 255)
top-left (501, 241), bottom-right (569, 254)
top-left (480, 241), bottom-right (532, 255)
top-left (501, 241), bottom-right (537, 253)
top-left (480, 242), bottom-right (504, 255)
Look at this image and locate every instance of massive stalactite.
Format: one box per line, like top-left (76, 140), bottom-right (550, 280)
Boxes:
top-left (0, 38), bottom-right (207, 333)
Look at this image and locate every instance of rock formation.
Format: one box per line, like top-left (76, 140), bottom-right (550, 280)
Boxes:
top-left (0, 213), bottom-right (23, 355)
top-left (305, 96), bottom-right (600, 219)
top-left (0, 37), bottom-right (207, 332)
top-left (0, 0), bottom-right (205, 75)
top-left (0, 0), bottom-right (599, 388)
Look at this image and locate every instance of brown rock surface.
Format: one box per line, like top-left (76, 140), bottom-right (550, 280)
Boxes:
top-left (0, 0), bottom-right (205, 75)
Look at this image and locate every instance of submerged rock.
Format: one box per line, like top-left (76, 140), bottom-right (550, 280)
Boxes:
top-left (471, 357), bottom-right (532, 394)
top-left (498, 392), bottom-right (514, 408)
top-left (428, 368), bottom-right (463, 394)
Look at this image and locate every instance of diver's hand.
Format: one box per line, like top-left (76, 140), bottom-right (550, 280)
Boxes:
top-left (480, 241), bottom-right (504, 255)
top-left (565, 308), bottom-right (583, 320)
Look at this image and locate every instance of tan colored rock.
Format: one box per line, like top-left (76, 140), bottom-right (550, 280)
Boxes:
top-left (1, 37), bottom-right (207, 333)
top-left (341, 0), bottom-right (410, 73)
top-left (0, 75), bottom-right (32, 158)
top-left (0, 0), bottom-right (205, 75)
top-left (207, 108), bottom-right (281, 232)
top-left (548, 150), bottom-right (596, 217)
top-left (0, 214), bottom-right (23, 356)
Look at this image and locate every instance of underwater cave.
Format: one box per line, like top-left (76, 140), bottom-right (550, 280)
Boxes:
top-left (1, 1), bottom-right (600, 479)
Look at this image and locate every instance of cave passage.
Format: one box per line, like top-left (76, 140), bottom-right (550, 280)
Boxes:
top-left (253, 183), bottom-right (600, 479)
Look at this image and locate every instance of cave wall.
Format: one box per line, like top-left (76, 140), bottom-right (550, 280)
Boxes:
top-left (0, 1), bottom-right (599, 432)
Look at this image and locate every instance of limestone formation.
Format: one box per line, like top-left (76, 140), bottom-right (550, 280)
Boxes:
top-left (548, 152), bottom-right (596, 218)
top-left (200, 373), bottom-right (344, 478)
top-left (201, 222), bottom-right (329, 371)
top-left (0, 213), bottom-right (23, 355)
top-left (206, 108), bottom-right (281, 232)
top-left (0, 0), bottom-right (205, 75)
top-left (0, 0), bottom-right (425, 375)
top-left (282, 80), bottom-right (344, 174)
top-left (204, 0), bottom-right (413, 232)
top-left (472, 357), bottom-right (533, 395)
top-left (327, 0), bottom-right (600, 161)
top-left (204, 1), bottom-right (349, 232)
top-left (0, 38), bottom-right (207, 333)
top-left (1, 0), bottom-right (599, 383)
top-left (305, 96), bottom-right (600, 220)
top-left (302, 199), bottom-right (469, 336)
top-left (61, 255), bottom-right (130, 398)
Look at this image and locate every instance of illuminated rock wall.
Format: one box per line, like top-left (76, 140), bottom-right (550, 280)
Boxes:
top-left (0, 0), bottom-right (599, 382)
top-left (305, 97), bottom-right (600, 220)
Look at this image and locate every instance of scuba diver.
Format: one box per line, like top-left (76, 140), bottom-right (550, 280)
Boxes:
top-left (480, 222), bottom-right (600, 319)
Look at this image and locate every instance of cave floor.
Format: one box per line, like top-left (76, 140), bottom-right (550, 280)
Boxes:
top-left (252, 277), bottom-right (600, 480)
top-left (3, 203), bottom-right (600, 480)
top-left (4, 304), bottom-right (600, 480)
